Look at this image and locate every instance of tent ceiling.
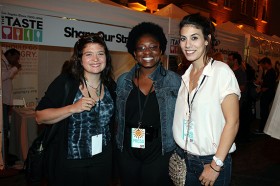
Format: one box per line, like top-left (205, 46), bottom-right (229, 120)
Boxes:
top-left (0, 0), bottom-right (169, 30)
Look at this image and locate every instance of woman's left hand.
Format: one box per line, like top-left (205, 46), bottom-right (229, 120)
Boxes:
top-left (199, 164), bottom-right (219, 186)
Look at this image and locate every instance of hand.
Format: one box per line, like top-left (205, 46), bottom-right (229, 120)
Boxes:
top-left (15, 63), bottom-right (22, 69)
top-left (199, 164), bottom-right (219, 186)
top-left (71, 97), bottom-right (97, 113)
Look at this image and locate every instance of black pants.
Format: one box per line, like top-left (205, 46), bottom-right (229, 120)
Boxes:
top-left (117, 148), bottom-right (173, 186)
top-left (260, 93), bottom-right (274, 132)
top-left (237, 97), bottom-right (251, 141)
top-left (51, 144), bottom-right (112, 186)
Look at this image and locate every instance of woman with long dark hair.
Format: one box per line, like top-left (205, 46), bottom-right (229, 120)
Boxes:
top-left (173, 14), bottom-right (240, 186)
top-left (35, 33), bottom-right (116, 186)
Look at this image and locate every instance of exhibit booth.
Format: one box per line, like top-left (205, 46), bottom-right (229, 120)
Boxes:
top-left (216, 21), bottom-right (280, 70)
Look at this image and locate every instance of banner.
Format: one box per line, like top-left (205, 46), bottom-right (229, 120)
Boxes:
top-left (1, 8), bottom-right (130, 52)
top-left (248, 36), bottom-right (280, 70)
top-left (2, 43), bottom-right (38, 108)
top-left (168, 36), bottom-right (180, 55)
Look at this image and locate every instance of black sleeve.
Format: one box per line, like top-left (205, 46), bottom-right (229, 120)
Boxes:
top-left (36, 74), bottom-right (71, 111)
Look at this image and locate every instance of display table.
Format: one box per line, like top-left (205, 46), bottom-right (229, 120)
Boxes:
top-left (9, 108), bottom-right (38, 161)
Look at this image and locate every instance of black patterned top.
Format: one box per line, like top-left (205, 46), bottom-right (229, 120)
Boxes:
top-left (67, 86), bottom-right (114, 159)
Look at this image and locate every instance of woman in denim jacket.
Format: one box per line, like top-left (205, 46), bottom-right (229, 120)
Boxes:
top-left (115, 22), bottom-right (181, 186)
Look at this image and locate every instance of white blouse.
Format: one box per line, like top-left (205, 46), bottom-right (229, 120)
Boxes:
top-left (173, 59), bottom-right (241, 156)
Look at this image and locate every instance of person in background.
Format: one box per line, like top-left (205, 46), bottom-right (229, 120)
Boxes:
top-left (227, 52), bottom-right (249, 142)
top-left (35, 33), bottom-right (116, 186)
top-left (244, 62), bottom-right (257, 123)
top-left (60, 60), bottom-right (72, 74)
top-left (227, 52), bottom-right (247, 94)
top-left (257, 57), bottom-right (277, 134)
top-left (115, 22), bottom-right (181, 186)
top-left (1, 48), bottom-right (21, 167)
top-left (173, 13), bottom-right (240, 186)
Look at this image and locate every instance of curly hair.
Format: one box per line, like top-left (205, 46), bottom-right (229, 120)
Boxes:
top-left (69, 32), bottom-right (113, 85)
top-left (126, 22), bottom-right (167, 58)
top-left (179, 13), bottom-right (219, 55)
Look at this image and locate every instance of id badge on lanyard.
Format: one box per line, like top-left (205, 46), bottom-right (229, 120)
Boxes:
top-left (131, 128), bottom-right (145, 149)
top-left (131, 81), bottom-right (153, 149)
top-left (183, 113), bottom-right (195, 143)
top-left (91, 134), bottom-right (102, 156)
top-left (183, 75), bottom-right (206, 143)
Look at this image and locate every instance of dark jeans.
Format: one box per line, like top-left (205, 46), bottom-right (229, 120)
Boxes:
top-left (177, 148), bottom-right (232, 186)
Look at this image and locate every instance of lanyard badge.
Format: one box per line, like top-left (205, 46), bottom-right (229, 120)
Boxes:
top-left (131, 128), bottom-right (145, 149)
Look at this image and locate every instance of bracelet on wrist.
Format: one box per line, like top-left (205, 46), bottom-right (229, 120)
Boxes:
top-left (210, 164), bottom-right (221, 172)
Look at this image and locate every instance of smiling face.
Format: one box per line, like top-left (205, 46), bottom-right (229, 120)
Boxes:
top-left (81, 43), bottom-right (106, 76)
top-left (179, 25), bottom-right (209, 64)
top-left (134, 34), bottom-right (161, 69)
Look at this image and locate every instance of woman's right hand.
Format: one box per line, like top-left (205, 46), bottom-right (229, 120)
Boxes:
top-left (71, 97), bottom-right (97, 113)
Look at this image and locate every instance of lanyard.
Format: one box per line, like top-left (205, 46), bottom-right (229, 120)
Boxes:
top-left (137, 81), bottom-right (154, 128)
top-left (84, 79), bottom-right (102, 100)
top-left (187, 59), bottom-right (214, 115)
top-left (187, 75), bottom-right (206, 114)
top-left (84, 79), bottom-right (101, 122)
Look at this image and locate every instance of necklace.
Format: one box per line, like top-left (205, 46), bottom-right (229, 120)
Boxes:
top-left (85, 80), bottom-right (101, 97)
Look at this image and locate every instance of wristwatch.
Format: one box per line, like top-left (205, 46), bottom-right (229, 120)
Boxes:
top-left (213, 156), bottom-right (224, 167)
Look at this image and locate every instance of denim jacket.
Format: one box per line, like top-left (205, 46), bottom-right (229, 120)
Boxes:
top-left (115, 64), bottom-right (181, 154)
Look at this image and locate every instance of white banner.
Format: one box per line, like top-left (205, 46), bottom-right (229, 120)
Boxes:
top-left (1, 9), bottom-right (130, 52)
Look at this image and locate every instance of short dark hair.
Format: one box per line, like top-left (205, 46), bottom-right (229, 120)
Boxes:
top-left (259, 57), bottom-right (271, 65)
top-left (228, 52), bottom-right (242, 65)
top-left (126, 22), bottom-right (167, 58)
top-left (4, 48), bottom-right (20, 57)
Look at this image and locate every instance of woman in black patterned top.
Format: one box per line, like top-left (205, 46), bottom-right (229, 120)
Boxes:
top-left (35, 33), bottom-right (116, 186)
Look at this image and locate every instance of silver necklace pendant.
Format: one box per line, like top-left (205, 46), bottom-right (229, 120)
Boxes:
top-left (96, 85), bottom-right (101, 97)
top-left (85, 80), bottom-right (101, 97)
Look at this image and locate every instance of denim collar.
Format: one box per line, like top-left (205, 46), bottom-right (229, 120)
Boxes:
top-left (124, 63), bottom-right (164, 84)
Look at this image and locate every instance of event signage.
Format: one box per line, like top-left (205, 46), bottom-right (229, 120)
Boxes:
top-left (1, 9), bottom-right (130, 52)
top-left (169, 36), bottom-right (180, 55)
top-left (1, 11), bottom-right (43, 43)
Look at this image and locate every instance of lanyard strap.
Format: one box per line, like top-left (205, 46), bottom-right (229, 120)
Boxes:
top-left (187, 75), bottom-right (206, 113)
top-left (187, 59), bottom-right (214, 113)
top-left (137, 82), bottom-right (154, 128)
top-left (84, 79), bottom-right (101, 122)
